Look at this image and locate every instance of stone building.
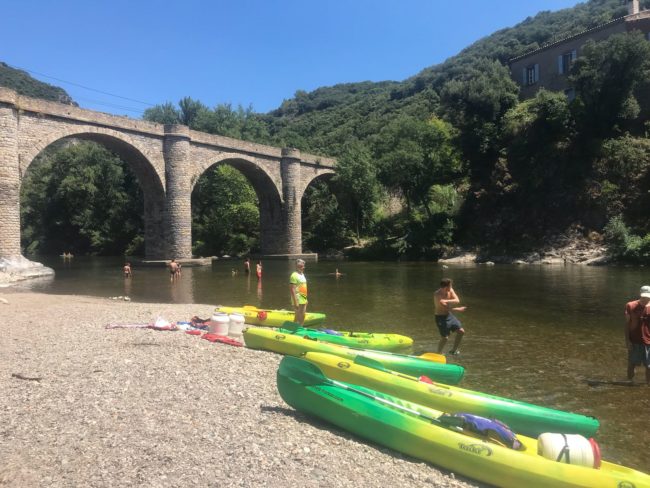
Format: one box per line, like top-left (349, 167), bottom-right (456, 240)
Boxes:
top-left (509, 0), bottom-right (650, 99)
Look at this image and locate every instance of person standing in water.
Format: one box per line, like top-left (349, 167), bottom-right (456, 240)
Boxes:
top-left (290, 259), bottom-right (308, 325)
top-left (624, 285), bottom-right (650, 385)
top-left (256, 261), bottom-right (263, 280)
top-left (434, 278), bottom-right (467, 355)
top-left (123, 262), bottom-right (132, 278)
top-left (244, 258), bottom-right (251, 275)
top-left (168, 259), bottom-right (179, 282)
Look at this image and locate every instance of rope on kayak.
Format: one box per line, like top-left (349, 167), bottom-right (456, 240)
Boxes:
top-left (555, 433), bottom-right (571, 464)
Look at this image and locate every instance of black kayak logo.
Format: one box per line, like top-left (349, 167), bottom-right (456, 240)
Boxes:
top-left (458, 443), bottom-right (492, 456)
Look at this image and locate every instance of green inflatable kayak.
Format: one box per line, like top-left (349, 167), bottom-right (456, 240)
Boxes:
top-left (277, 357), bottom-right (650, 488)
top-left (244, 326), bottom-right (464, 385)
top-left (305, 352), bottom-right (599, 438)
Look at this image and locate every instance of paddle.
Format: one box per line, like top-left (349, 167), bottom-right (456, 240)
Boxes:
top-left (280, 356), bottom-right (442, 424)
top-left (586, 379), bottom-right (641, 387)
top-left (282, 321), bottom-right (301, 333)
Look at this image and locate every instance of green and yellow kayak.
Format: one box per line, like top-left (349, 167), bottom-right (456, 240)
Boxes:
top-left (243, 327), bottom-right (464, 384)
top-left (214, 305), bottom-right (326, 327)
top-left (278, 323), bottom-right (413, 352)
top-left (277, 357), bottom-right (650, 488)
top-left (304, 352), bottom-right (599, 438)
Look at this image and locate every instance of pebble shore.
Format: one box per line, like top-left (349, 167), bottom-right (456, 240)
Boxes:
top-left (0, 292), bottom-right (479, 488)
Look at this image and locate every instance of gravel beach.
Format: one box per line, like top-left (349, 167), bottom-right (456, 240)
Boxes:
top-left (0, 292), bottom-right (479, 488)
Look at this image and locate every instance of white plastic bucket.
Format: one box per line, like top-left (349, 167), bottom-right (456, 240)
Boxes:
top-left (209, 313), bottom-right (230, 335)
top-left (228, 313), bottom-right (246, 335)
top-left (537, 433), bottom-right (600, 468)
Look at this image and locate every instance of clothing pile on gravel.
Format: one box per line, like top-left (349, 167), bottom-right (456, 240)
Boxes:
top-left (0, 292), bottom-right (479, 488)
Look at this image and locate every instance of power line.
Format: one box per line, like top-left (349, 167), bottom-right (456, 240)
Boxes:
top-left (8, 63), bottom-right (157, 107)
top-left (72, 95), bottom-right (147, 115)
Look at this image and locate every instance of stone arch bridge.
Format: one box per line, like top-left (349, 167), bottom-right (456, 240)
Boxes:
top-left (0, 88), bottom-right (335, 262)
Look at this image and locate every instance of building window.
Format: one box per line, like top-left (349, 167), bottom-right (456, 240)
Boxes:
top-left (558, 50), bottom-right (577, 75)
top-left (524, 64), bottom-right (539, 86)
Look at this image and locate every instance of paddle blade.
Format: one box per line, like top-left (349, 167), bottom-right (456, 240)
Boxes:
top-left (354, 355), bottom-right (390, 372)
top-left (278, 356), bottom-right (328, 386)
top-left (281, 321), bottom-right (300, 333)
top-left (419, 352), bottom-right (447, 364)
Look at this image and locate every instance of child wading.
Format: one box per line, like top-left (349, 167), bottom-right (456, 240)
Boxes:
top-left (434, 278), bottom-right (467, 355)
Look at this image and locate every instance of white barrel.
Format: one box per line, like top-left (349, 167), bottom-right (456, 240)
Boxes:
top-left (228, 313), bottom-right (246, 335)
top-left (537, 433), bottom-right (597, 468)
top-left (209, 313), bottom-right (230, 335)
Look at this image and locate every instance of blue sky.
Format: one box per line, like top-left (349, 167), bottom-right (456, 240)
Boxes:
top-left (1, 0), bottom-right (581, 116)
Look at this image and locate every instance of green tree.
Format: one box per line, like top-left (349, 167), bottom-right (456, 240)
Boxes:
top-left (374, 115), bottom-right (462, 217)
top-left (21, 141), bottom-right (144, 255)
top-left (334, 142), bottom-right (379, 242)
top-left (191, 165), bottom-right (259, 256)
top-left (178, 97), bottom-right (208, 126)
top-left (142, 102), bottom-right (181, 125)
top-left (302, 181), bottom-right (353, 253)
top-left (570, 31), bottom-right (650, 140)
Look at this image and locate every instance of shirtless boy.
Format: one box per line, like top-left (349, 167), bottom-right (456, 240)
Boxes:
top-left (434, 278), bottom-right (467, 355)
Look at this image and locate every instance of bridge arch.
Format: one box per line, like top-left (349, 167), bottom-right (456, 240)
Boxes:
top-left (20, 130), bottom-right (167, 258)
top-left (192, 154), bottom-right (283, 254)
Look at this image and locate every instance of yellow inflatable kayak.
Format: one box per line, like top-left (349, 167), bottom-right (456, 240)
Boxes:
top-left (278, 323), bottom-right (413, 352)
top-left (243, 327), bottom-right (465, 384)
top-left (214, 305), bottom-right (326, 327)
top-left (278, 356), bottom-right (650, 488)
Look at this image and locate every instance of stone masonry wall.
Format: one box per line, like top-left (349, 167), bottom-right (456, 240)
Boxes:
top-left (0, 105), bottom-right (21, 258)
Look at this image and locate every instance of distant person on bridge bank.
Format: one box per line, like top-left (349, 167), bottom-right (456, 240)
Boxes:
top-left (290, 259), bottom-right (308, 326)
top-left (624, 285), bottom-right (650, 385)
top-left (434, 278), bottom-right (467, 356)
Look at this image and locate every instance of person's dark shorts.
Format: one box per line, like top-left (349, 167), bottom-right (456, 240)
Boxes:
top-left (628, 343), bottom-right (650, 367)
top-left (435, 313), bottom-right (462, 338)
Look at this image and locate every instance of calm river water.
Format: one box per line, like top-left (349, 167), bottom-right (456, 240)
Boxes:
top-left (9, 256), bottom-right (650, 472)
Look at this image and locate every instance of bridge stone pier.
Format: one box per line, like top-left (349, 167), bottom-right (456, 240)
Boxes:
top-left (0, 88), bottom-right (335, 276)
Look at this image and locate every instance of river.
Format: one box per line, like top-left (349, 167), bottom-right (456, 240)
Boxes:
top-left (8, 256), bottom-right (650, 473)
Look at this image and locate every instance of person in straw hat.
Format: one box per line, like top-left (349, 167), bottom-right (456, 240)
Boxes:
top-left (624, 285), bottom-right (650, 385)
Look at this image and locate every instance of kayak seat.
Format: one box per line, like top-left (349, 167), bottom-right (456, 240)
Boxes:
top-left (439, 413), bottom-right (523, 450)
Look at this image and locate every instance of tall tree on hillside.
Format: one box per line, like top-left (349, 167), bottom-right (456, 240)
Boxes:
top-left (374, 116), bottom-right (462, 217)
top-left (142, 102), bottom-right (181, 125)
top-left (499, 90), bottom-right (574, 238)
top-left (439, 58), bottom-right (519, 186)
top-left (178, 97), bottom-right (208, 126)
top-left (334, 142), bottom-right (379, 242)
top-left (570, 31), bottom-right (650, 140)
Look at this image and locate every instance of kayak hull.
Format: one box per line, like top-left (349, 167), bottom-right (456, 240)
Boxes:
top-left (304, 351), bottom-right (599, 438)
top-left (277, 357), bottom-right (650, 488)
top-left (244, 327), bottom-right (464, 384)
top-left (281, 326), bottom-right (414, 352)
top-left (214, 305), bottom-right (325, 327)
